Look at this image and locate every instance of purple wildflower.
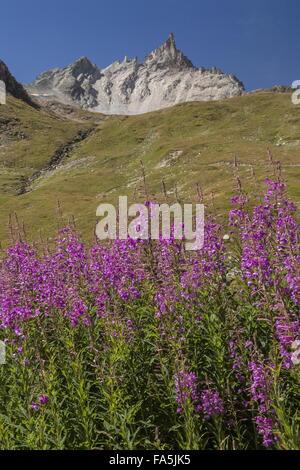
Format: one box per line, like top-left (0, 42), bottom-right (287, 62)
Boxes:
top-left (30, 401), bottom-right (39, 411)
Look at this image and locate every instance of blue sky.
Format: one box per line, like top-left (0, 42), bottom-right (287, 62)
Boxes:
top-left (1, 0), bottom-right (299, 90)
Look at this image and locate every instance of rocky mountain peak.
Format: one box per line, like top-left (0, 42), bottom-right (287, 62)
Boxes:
top-left (144, 33), bottom-right (195, 70)
top-left (24, 35), bottom-right (245, 114)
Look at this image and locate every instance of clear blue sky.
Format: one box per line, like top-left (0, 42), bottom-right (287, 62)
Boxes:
top-left (1, 0), bottom-right (299, 90)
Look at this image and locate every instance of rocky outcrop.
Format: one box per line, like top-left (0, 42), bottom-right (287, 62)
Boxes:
top-left (25, 34), bottom-right (245, 115)
top-left (0, 60), bottom-right (38, 107)
top-left (249, 85), bottom-right (294, 94)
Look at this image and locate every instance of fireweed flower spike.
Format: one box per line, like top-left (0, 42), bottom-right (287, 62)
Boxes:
top-left (248, 361), bottom-right (278, 447)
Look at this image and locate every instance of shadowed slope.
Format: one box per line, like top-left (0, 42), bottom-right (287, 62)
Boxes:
top-left (0, 91), bottom-right (299, 243)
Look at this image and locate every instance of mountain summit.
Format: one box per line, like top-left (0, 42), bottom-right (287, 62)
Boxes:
top-left (25, 34), bottom-right (245, 115)
top-left (144, 33), bottom-right (194, 71)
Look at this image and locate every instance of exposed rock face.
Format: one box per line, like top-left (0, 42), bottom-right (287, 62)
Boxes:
top-left (0, 60), bottom-right (37, 107)
top-left (25, 34), bottom-right (245, 115)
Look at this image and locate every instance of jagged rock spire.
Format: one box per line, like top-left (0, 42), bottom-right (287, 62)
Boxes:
top-left (165, 32), bottom-right (176, 53)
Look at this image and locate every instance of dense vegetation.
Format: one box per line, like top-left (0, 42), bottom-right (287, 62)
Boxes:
top-left (0, 170), bottom-right (299, 450)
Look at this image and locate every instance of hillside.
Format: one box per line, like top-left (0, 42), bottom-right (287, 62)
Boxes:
top-left (0, 91), bottom-right (300, 243)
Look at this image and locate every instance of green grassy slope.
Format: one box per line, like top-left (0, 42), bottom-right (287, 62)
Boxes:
top-left (0, 92), bottom-right (299, 243)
